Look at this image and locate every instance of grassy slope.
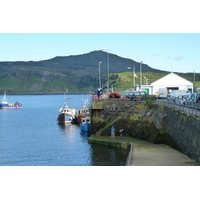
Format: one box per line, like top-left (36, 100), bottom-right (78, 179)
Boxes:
top-left (110, 72), bottom-right (168, 93)
top-left (194, 81), bottom-right (200, 88)
top-left (0, 68), bottom-right (199, 94)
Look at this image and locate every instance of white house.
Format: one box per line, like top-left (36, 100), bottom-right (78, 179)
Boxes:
top-left (150, 72), bottom-right (193, 95)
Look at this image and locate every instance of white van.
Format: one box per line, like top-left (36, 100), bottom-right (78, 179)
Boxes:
top-left (158, 88), bottom-right (168, 98)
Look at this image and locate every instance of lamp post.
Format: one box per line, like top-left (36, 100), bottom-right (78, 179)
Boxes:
top-left (102, 48), bottom-right (109, 93)
top-left (98, 61), bottom-right (102, 88)
top-left (140, 61), bottom-right (143, 88)
top-left (144, 77), bottom-right (148, 85)
top-left (127, 66), bottom-right (135, 90)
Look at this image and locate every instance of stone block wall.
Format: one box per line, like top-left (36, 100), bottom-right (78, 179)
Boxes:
top-left (91, 99), bottom-right (200, 162)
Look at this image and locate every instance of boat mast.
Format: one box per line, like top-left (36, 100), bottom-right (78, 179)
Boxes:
top-left (3, 90), bottom-right (7, 102)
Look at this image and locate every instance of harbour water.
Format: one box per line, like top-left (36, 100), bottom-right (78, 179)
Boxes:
top-left (0, 94), bottom-right (128, 166)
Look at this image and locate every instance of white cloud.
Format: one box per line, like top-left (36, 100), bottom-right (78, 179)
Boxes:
top-left (173, 56), bottom-right (184, 61)
top-left (166, 56), bottom-right (184, 61)
top-left (152, 53), bottom-right (159, 56)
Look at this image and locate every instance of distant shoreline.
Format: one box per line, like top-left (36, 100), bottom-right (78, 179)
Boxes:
top-left (0, 93), bottom-right (91, 95)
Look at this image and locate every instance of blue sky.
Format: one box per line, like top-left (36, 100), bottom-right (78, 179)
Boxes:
top-left (0, 33), bottom-right (199, 73)
top-left (0, 1), bottom-right (200, 73)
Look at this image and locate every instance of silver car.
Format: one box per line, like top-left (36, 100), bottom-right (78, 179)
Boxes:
top-left (176, 94), bottom-right (188, 105)
top-left (186, 93), bottom-right (198, 106)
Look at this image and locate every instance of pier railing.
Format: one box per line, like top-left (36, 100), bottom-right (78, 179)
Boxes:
top-left (155, 100), bottom-right (200, 118)
top-left (126, 143), bottom-right (133, 166)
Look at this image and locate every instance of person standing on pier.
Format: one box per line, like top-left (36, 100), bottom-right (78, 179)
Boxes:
top-left (111, 126), bottom-right (115, 139)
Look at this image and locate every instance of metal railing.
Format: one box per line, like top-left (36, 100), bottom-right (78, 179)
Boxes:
top-left (155, 100), bottom-right (200, 118)
top-left (126, 143), bottom-right (133, 166)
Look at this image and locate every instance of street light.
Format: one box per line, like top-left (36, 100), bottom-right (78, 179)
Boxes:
top-left (102, 48), bottom-right (109, 93)
top-left (144, 77), bottom-right (148, 85)
top-left (127, 66), bottom-right (135, 90)
top-left (98, 61), bottom-right (102, 88)
top-left (140, 61), bottom-right (143, 87)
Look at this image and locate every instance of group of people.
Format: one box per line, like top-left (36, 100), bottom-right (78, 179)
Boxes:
top-left (110, 126), bottom-right (124, 138)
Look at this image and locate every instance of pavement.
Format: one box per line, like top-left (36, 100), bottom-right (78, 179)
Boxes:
top-left (90, 136), bottom-right (200, 166)
top-left (130, 141), bottom-right (200, 166)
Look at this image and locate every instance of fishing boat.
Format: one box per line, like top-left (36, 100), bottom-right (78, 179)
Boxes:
top-left (80, 116), bottom-right (90, 132)
top-left (56, 97), bottom-right (76, 124)
top-left (0, 92), bottom-right (22, 109)
top-left (76, 99), bottom-right (90, 132)
top-left (76, 99), bottom-right (90, 125)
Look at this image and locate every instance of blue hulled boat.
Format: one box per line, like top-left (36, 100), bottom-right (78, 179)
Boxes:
top-left (80, 116), bottom-right (90, 132)
top-left (0, 93), bottom-right (22, 109)
top-left (76, 99), bottom-right (90, 132)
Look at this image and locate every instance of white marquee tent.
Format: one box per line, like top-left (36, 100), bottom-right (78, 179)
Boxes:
top-left (150, 72), bottom-right (193, 95)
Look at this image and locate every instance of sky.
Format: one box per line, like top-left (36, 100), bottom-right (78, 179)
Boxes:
top-left (0, 0), bottom-right (199, 74)
top-left (0, 33), bottom-right (199, 73)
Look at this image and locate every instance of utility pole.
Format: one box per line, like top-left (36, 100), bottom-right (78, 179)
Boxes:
top-left (140, 61), bottom-right (143, 88)
top-left (98, 61), bottom-right (102, 88)
top-left (194, 70), bottom-right (195, 92)
top-left (102, 48), bottom-right (109, 93)
top-left (127, 65), bottom-right (135, 90)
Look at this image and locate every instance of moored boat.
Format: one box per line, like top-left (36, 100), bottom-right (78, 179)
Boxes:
top-left (76, 99), bottom-right (90, 125)
top-left (57, 106), bottom-right (76, 124)
top-left (76, 99), bottom-right (90, 132)
top-left (56, 97), bottom-right (76, 124)
top-left (0, 92), bottom-right (22, 109)
top-left (80, 116), bottom-right (90, 132)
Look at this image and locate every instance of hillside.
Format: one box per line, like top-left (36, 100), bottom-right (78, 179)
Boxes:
top-left (0, 50), bottom-right (166, 73)
top-left (0, 50), bottom-right (198, 94)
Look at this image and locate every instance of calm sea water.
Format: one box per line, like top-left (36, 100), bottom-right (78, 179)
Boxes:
top-left (0, 94), bottom-right (128, 166)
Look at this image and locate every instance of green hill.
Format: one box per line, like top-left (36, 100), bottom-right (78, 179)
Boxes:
top-left (0, 50), bottom-right (199, 94)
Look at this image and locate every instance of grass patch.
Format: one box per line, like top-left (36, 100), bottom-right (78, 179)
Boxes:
top-left (194, 81), bottom-right (200, 88)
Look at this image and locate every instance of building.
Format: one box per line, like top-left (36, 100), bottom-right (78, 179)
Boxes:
top-left (149, 72), bottom-right (193, 95)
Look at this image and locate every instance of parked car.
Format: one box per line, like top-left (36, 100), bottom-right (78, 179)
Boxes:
top-left (197, 92), bottom-right (200, 107)
top-left (126, 91), bottom-right (149, 101)
top-left (109, 92), bottom-right (121, 98)
top-left (186, 93), bottom-right (193, 105)
top-left (197, 92), bottom-right (200, 100)
top-left (186, 93), bottom-right (199, 106)
top-left (167, 90), bottom-right (190, 102)
top-left (176, 94), bottom-right (188, 105)
top-left (120, 91), bottom-right (137, 99)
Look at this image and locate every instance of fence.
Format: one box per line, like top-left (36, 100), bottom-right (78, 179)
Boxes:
top-left (155, 100), bottom-right (200, 118)
top-left (92, 97), bottom-right (200, 118)
top-left (126, 143), bottom-right (133, 166)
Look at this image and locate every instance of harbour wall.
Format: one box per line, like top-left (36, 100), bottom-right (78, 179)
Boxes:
top-left (88, 138), bottom-right (130, 149)
top-left (91, 99), bottom-right (200, 162)
top-left (88, 137), bottom-right (132, 166)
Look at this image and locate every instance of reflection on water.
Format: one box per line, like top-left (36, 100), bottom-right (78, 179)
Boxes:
top-left (57, 124), bottom-right (129, 166)
top-left (90, 143), bottom-right (129, 166)
top-left (0, 95), bottom-right (128, 166)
